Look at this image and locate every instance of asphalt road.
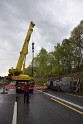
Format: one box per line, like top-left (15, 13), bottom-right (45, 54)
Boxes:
top-left (0, 94), bottom-right (16, 124)
top-left (17, 90), bottom-right (83, 124)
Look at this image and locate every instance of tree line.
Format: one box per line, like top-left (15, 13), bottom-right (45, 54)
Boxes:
top-left (25, 20), bottom-right (83, 80)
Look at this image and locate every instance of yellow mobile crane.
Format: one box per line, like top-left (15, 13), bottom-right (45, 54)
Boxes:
top-left (5, 21), bottom-right (35, 93)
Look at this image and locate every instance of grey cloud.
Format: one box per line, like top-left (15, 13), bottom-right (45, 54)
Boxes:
top-left (0, 0), bottom-right (83, 76)
top-left (0, 0), bottom-right (72, 45)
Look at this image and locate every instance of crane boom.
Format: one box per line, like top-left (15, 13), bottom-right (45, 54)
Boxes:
top-left (8, 21), bottom-right (35, 76)
top-left (16, 21), bottom-right (35, 70)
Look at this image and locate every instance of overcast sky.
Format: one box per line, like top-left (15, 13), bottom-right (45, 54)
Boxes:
top-left (0, 0), bottom-right (83, 76)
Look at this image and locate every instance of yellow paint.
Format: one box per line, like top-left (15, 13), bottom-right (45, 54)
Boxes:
top-left (51, 98), bottom-right (83, 115)
top-left (67, 93), bottom-right (83, 98)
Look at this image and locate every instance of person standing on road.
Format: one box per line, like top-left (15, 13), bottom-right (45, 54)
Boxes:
top-left (23, 82), bottom-right (30, 104)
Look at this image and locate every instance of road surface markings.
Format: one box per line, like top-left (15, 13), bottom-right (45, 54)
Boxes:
top-left (44, 92), bottom-right (83, 110)
top-left (12, 101), bottom-right (17, 124)
top-left (43, 92), bottom-right (83, 114)
top-left (51, 98), bottom-right (83, 115)
top-left (67, 93), bottom-right (83, 98)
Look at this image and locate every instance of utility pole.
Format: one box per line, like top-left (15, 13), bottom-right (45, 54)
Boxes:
top-left (32, 42), bottom-right (34, 77)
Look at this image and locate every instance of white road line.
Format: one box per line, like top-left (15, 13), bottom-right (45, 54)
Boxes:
top-left (12, 102), bottom-right (17, 124)
top-left (43, 92), bottom-right (83, 110)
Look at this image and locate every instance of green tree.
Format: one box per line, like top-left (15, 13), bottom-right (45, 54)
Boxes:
top-left (34, 48), bottom-right (49, 78)
top-left (24, 65), bottom-right (32, 76)
top-left (25, 20), bottom-right (83, 80)
top-left (70, 20), bottom-right (83, 72)
top-left (61, 39), bottom-right (73, 74)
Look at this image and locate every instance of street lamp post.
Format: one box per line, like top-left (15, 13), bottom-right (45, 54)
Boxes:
top-left (32, 42), bottom-right (34, 77)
